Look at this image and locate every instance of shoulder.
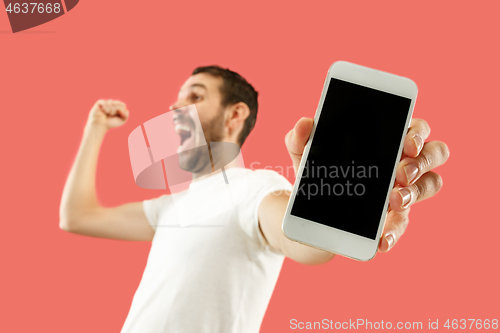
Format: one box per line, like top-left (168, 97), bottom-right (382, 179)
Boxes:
top-left (142, 194), bottom-right (173, 219)
top-left (235, 168), bottom-right (292, 203)
top-left (143, 194), bottom-right (172, 206)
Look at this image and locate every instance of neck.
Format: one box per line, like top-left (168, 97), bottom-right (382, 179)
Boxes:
top-left (191, 141), bottom-right (242, 182)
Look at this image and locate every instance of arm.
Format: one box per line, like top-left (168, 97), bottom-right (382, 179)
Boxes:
top-left (259, 191), bottom-right (335, 265)
top-left (258, 117), bottom-right (449, 265)
top-left (59, 100), bottom-right (155, 242)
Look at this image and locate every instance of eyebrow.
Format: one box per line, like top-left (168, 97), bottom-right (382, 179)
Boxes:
top-left (178, 83), bottom-right (207, 100)
top-left (190, 83), bottom-right (207, 90)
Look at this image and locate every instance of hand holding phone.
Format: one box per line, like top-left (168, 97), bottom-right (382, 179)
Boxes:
top-left (283, 68), bottom-right (450, 261)
top-left (282, 61), bottom-right (418, 261)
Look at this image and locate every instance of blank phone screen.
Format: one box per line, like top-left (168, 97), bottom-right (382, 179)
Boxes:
top-left (290, 78), bottom-right (412, 240)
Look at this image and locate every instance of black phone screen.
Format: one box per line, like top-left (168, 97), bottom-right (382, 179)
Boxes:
top-left (290, 78), bottom-right (412, 240)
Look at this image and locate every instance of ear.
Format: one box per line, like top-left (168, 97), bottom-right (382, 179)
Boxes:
top-left (225, 102), bottom-right (250, 140)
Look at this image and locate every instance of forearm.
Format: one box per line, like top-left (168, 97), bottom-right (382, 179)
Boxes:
top-left (280, 233), bottom-right (335, 265)
top-left (59, 123), bottom-right (107, 226)
top-left (259, 192), bottom-right (335, 265)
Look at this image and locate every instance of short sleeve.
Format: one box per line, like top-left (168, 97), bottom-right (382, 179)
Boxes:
top-left (142, 195), bottom-right (172, 231)
top-left (238, 169), bottom-right (293, 252)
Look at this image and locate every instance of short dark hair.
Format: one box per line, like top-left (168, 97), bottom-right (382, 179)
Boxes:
top-left (192, 65), bottom-right (258, 146)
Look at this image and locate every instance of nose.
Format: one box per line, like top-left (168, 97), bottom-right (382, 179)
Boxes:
top-left (171, 102), bottom-right (191, 121)
top-left (170, 100), bottom-right (190, 112)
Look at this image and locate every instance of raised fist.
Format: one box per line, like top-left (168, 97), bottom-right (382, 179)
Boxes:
top-left (87, 99), bottom-right (129, 130)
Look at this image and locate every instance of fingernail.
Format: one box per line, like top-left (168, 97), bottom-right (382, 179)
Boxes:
top-left (404, 164), bottom-right (418, 183)
top-left (399, 187), bottom-right (412, 208)
top-left (413, 134), bottom-right (423, 154)
top-left (385, 233), bottom-right (395, 250)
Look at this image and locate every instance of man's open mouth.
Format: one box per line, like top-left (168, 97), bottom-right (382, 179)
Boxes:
top-left (174, 122), bottom-right (194, 153)
top-left (175, 124), bottom-right (191, 144)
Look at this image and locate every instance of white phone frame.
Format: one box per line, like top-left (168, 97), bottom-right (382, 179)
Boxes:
top-left (282, 61), bottom-right (418, 261)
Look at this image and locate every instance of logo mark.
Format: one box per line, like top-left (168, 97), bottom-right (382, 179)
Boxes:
top-left (128, 105), bottom-right (248, 227)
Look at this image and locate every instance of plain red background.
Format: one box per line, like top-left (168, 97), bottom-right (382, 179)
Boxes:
top-left (1, 1), bottom-right (498, 332)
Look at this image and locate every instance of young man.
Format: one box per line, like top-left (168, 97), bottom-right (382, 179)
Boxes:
top-left (59, 66), bottom-right (449, 332)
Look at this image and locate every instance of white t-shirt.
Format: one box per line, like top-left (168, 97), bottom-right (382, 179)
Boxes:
top-left (120, 168), bottom-right (293, 333)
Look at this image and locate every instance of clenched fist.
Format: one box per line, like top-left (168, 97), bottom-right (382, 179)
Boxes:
top-left (87, 99), bottom-right (129, 130)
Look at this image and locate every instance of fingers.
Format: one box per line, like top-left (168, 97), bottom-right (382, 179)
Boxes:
top-left (390, 119), bottom-right (450, 212)
top-left (404, 118), bottom-right (431, 158)
top-left (285, 117), bottom-right (313, 173)
top-left (286, 117), bottom-right (313, 156)
top-left (385, 173), bottom-right (438, 252)
top-left (396, 140), bottom-right (450, 187)
top-left (389, 171), bottom-right (443, 212)
top-left (378, 209), bottom-right (410, 252)
top-left (97, 99), bottom-right (128, 119)
top-left (114, 101), bottom-right (128, 119)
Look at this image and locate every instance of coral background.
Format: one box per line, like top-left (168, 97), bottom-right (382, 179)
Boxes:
top-left (1, 1), bottom-right (498, 331)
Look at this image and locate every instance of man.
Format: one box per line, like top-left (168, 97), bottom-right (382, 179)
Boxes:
top-left (59, 66), bottom-right (449, 332)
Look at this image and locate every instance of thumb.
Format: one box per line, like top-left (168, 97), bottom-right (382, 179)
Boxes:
top-left (285, 117), bottom-right (314, 174)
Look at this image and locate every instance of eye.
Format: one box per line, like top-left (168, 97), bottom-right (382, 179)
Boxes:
top-left (190, 93), bottom-right (202, 102)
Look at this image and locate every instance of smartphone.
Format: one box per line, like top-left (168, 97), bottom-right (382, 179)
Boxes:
top-left (282, 61), bottom-right (418, 261)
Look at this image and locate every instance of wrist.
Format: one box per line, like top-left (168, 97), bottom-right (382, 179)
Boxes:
top-left (84, 121), bottom-right (108, 136)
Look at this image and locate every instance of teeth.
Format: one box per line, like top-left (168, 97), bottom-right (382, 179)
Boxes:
top-left (175, 124), bottom-right (191, 133)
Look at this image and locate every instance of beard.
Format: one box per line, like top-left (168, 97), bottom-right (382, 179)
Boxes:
top-left (202, 107), bottom-right (225, 144)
